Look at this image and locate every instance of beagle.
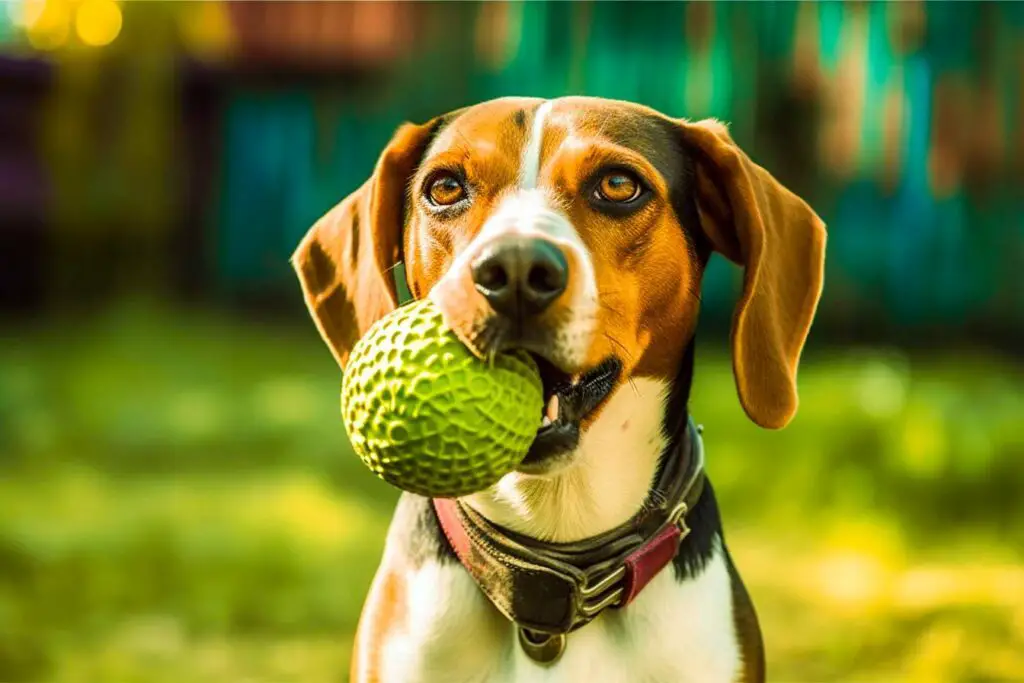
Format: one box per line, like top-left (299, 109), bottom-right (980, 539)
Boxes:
top-left (292, 97), bottom-right (826, 683)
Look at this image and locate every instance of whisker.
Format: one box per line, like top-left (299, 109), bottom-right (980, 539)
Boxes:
top-left (602, 332), bottom-right (639, 397)
top-left (598, 331), bottom-right (630, 358)
top-left (454, 128), bottom-right (475, 154)
top-left (597, 293), bottom-right (625, 303)
top-left (602, 331), bottom-right (633, 362)
top-left (601, 303), bottom-right (627, 319)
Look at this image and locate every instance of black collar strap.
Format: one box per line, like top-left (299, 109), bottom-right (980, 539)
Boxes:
top-left (433, 416), bottom-right (706, 662)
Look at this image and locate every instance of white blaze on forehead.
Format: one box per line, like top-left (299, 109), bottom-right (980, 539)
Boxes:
top-left (483, 188), bottom-right (576, 243)
top-left (429, 98), bottom-right (598, 371)
top-left (485, 189), bottom-right (599, 370)
top-left (519, 100), bottom-right (553, 189)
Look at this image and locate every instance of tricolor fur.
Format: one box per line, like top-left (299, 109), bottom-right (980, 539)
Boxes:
top-left (292, 97), bottom-right (827, 683)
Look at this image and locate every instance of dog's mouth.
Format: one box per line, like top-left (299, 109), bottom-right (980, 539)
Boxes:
top-left (519, 355), bottom-right (622, 471)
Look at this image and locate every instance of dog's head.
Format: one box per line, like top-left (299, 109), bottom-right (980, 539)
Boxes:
top-left (294, 97), bottom-right (826, 474)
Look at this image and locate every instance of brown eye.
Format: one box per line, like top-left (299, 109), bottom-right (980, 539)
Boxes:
top-left (596, 172), bottom-right (641, 203)
top-left (427, 173), bottom-right (466, 206)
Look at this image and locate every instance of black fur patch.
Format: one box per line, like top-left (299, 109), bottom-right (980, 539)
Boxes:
top-left (391, 493), bottom-right (456, 568)
top-left (672, 477), bottom-right (722, 580)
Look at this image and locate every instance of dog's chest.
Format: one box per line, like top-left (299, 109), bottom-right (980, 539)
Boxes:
top-left (378, 540), bottom-right (740, 683)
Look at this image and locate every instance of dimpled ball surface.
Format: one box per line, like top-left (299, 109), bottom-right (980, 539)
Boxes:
top-left (341, 299), bottom-right (543, 498)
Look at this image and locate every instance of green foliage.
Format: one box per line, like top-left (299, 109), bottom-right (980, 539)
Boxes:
top-left (1, 304), bottom-right (1022, 682)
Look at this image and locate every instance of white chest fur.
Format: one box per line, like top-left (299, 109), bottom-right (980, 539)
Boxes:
top-left (376, 537), bottom-right (740, 683)
top-left (365, 375), bottom-right (743, 682)
top-left (465, 377), bottom-right (673, 543)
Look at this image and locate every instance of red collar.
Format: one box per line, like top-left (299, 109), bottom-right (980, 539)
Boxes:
top-left (433, 417), bottom-right (706, 664)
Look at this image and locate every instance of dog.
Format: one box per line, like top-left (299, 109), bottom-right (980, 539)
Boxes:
top-left (292, 96), bottom-right (826, 683)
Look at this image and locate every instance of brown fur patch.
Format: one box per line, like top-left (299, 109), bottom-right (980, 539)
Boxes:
top-left (404, 98), bottom-right (542, 299)
top-left (405, 97), bottom-right (706, 399)
top-left (540, 100), bottom-right (704, 393)
top-left (350, 568), bottom-right (407, 683)
top-left (726, 549), bottom-right (765, 683)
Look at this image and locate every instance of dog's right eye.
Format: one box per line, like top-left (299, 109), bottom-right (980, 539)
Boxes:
top-left (426, 173), bottom-right (466, 207)
top-left (596, 172), bottom-right (641, 203)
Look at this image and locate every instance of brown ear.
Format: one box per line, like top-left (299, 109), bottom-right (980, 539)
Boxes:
top-left (679, 119), bottom-right (827, 429)
top-left (291, 121), bottom-right (437, 368)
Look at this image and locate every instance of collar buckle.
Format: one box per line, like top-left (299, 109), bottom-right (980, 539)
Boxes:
top-left (579, 564), bottom-right (627, 617)
top-left (667, 500), bottom-right (692, 540)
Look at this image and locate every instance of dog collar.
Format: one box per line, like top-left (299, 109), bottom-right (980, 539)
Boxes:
top-left (432, 415), bottom-right (706, 665)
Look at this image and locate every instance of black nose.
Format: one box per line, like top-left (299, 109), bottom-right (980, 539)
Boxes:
top-left (471, 237), bottom-right (569, 318)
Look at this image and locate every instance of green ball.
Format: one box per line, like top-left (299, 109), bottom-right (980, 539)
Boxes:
top-left (341, 299), bottom-right (543, 498)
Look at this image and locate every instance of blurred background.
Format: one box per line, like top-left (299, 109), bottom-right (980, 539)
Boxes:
top-left (1, 1), bottom-right (1022, 681)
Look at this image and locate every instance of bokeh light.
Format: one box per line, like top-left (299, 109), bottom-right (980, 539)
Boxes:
top-left (24, 0), bottom-right (69, 51)
top-left (74, 0), bottom-right (121, 47)
top-left (6, 0), bottom-right (47, 29)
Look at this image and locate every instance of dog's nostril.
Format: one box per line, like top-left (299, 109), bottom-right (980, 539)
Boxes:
top-left (476, 262), bottom-right (509, 292)
top-left (472, 237), bottom-right (568, 318)
top-left (527, 263), bottom-right (560, 294)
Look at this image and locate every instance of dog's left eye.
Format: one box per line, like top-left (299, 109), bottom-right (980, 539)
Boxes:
top-left (426, 173), bottom-right (466, 206)
top-left (595, 172), bottom-right (641, 203)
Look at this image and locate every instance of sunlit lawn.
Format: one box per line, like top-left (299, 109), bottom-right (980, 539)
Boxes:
top-left (2, 303), bottom-right (1022, 682)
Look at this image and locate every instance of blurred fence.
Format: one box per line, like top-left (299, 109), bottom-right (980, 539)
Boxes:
top-left (1, 1), bottom-right (1022, 344)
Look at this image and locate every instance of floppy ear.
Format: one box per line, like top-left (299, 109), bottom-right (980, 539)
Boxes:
top-left (679, 119), bottom-right (827, 429)
top-left (292, 121), bottom-right (438, 368)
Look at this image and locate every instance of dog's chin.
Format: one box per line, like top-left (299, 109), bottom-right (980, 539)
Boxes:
top-left (514, 356), bottom-right (622, 476)
top-left (516, 427), bottom-right (579, 476)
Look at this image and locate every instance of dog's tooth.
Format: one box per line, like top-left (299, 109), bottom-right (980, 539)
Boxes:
top-left (541, 416), bottom-right (552, 427)
top-left (545, 395), bottom-right (559, 422)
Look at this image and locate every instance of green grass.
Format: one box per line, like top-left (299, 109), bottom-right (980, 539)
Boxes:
top-left (1, 302), bottom-right (1022, 682)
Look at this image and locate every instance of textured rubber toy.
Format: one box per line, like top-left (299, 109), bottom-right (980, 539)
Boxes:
top-left (341, 299), bottom-right (543, 498)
